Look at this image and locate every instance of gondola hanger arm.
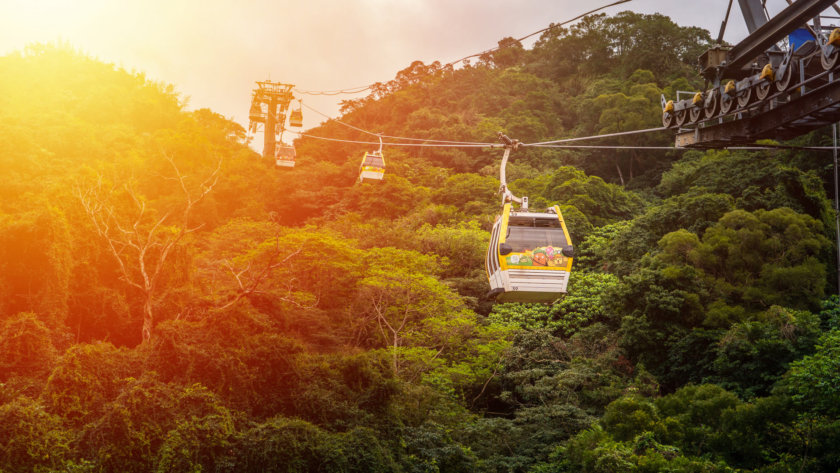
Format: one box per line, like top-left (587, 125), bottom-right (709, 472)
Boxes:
top-left (497, 132), bottom-right (526, 209)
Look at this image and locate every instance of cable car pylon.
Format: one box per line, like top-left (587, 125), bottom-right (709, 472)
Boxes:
top-left (485, 133), bottom-right (575, 303)
top-left (248, 80), bottom-right (295, 159)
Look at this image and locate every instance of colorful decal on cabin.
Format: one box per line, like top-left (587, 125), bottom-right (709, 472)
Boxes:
top-left (505, 247), bottom-right (569, 268)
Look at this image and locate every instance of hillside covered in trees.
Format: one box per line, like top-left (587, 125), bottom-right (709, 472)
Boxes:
top-left (1, 12), bottom-right (839, 473)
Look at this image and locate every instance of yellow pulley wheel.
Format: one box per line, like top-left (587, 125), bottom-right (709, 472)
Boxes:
top-left (724, 80), bottom-right (736, 96)
top-left (829, 28), bottom-right (840, 47)
top-left (759, 64), bottom-right (775, 82)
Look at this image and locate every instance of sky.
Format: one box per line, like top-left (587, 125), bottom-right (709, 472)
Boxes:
top-left (1, 0), bottom-right (794, 143)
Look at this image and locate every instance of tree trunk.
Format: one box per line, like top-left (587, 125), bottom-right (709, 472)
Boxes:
top-left (392, 336), bottom-right (399, 374)
top-left (142, 296), bottom-right (153, 342)
top-left (615, 157), bottom-right (625, 186)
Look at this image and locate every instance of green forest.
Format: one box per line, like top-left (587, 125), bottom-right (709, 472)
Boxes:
top-left (1, 11), bottom-right (839, 473)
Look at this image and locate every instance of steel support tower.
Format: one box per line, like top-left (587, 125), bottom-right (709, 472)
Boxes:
top-left (248, 81), bottom-right (295, 159)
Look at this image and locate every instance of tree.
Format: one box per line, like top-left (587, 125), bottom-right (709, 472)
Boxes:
top-left (708, 307), bottom-right (821, 398)
top-left (78, 375), bottom-right (234, 473)
top-left (488, 272), bottom-right (621, 336)
top-left (479, 37), bottom-right (526, 69)
top-left (508, 166), bottom-right (645, 243)
top-left (195, 225), bottom-right (365, 327)
top-left (0, 312), bottom-right (57, 382)
top-left (0, 396), bottom-right (73, 472)
top-left (41, 341), bottom-right (142, 427)
top-left (231, 417), bottom-right (399, 473)
top-left (653, 384), bottom-right (739, 454)
top-left (0, 204), bottom-right (73, 329)
top-left (657, 149), bottom-right (831, 221)
top-left (192, 218), bottom-right (308, 312)
top-left (145, 306), bottom-right (304, 418)
top-left (782, 328), bottom-right (840, 418)
top-left (355, 252), bottom-right (462, 375)
top-left (682, 207), bottom-right (831, 311)
top-left (77, 154), bottom-right (220, 342)
top-left (604, 191), bottom-right (735, 275)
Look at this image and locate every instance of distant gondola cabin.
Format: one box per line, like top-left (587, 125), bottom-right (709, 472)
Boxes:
top-left (289, 108), bottom-right (303, 127)
top-left (249, 101), bottom-right (262, 122)
top-left (275, 144), bottom-right (296, 168)
top-left (358, 151), bottom-right (385, 182)
top-left (486, 203), bottom-right (574, 302)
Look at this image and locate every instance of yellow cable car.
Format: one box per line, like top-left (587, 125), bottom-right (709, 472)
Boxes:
top-left (486, 133), bottom-right (574, 302)
top-left (289, 101), bottom-right (303, 127)
top-left (358, 151), bottom-right (385, 182)
top-left (485, 204), bottom-right (574, 303)
top-left (359, 134), bottom-right (385, 182)
top-left (249, 101), bottom-right (262, 122)
top-left (275, 143), bottom-right (296, 168)
top-left (248, 97), bottom-right (263, 134)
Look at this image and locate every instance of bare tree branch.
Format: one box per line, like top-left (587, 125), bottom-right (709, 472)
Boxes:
top-left (76, 154), bottom-right (222, 342)
top-left (215, 245), bottom-right (311, 311)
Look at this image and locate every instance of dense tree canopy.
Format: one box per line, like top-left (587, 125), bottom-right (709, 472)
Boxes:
top-left (0, 10), bottom-right (838, 472)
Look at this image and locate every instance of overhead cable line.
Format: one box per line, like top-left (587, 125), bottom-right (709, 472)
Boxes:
top-left (722, 144), bottom-right (838, 152)
top-left (444, 0), bottom-right (632, 68)
top-left (300, 101), bottom-right (497, 145)
top-left (293, 0), bottom-right (631, 97)
top-left (296, 132), bottom-right (494, 148)
top-left (299, 97), bottom-right (665, 148)
top-left (295, 131), bottom-right (831, 152)
top-left (296, 130), bottom-right (835, 153)
top-left (530, 145), bottom-right (686, 150)
top-left (295, 99), bottom-right (833, 153)
top-left (295, 92), bottom-right (833, 153)
top-left (532, 144), bottom-right (836, 151)
top-left (287, 0), bottom-right (637, 148)
top-left (520, 128), bottom-right (834, 151)
top-left (299, 101), bottom-right (375, 136)
top-left (293, 84), bottom-right (373, 96)
top-left (524, 126), bottom-right (668, 146)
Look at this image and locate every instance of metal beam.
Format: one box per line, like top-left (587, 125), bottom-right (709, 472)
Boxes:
top-left (724, 0), bottom-right (836, 75)
top-left (738, 0), bottom-right (769, 33)
top-left (676, 78), bottom-right (840, 147)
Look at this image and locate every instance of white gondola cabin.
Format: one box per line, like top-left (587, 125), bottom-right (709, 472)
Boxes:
top-left (358, 150), bottom-right (385, 182)
top-left (248, 99), bottom-right (263, 134)
top-left (486, 203), bottom-right (574, 303)
top-left (275, 143), bottom-right (296, 167)
top-left (289, 102), bottom-right (303, 127)
top-left (249, 101), bottom-right (262, 122)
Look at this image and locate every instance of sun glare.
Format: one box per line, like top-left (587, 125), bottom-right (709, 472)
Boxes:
top-left (3, 0), bottom-right (105, 45)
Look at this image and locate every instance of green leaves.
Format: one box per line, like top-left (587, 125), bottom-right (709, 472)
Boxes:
top-left (0, 205), bottom-right (73, 329)
top-left (41, 341), bottom-right (141, 426)
top-left (489, 272), bottom-right (621, 336)
top-left (658, 149), bottom-right (831, 220)
top-left (508, 166), bottom-right (645, 243)
top-left (1, 13), bottom-right (839, 473)
top-left (782, 328), bottom-right (840, 417)
top-left (0, 313), bottom-right (57, 383)
top-left (0, 396), bottom-right (73, 472)
top-left (233, 418), bottom-right (398, 473)
top-left (79, 375), bottom-right (235, 473)
top-left (659, 207), bottom-right (831, 311)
